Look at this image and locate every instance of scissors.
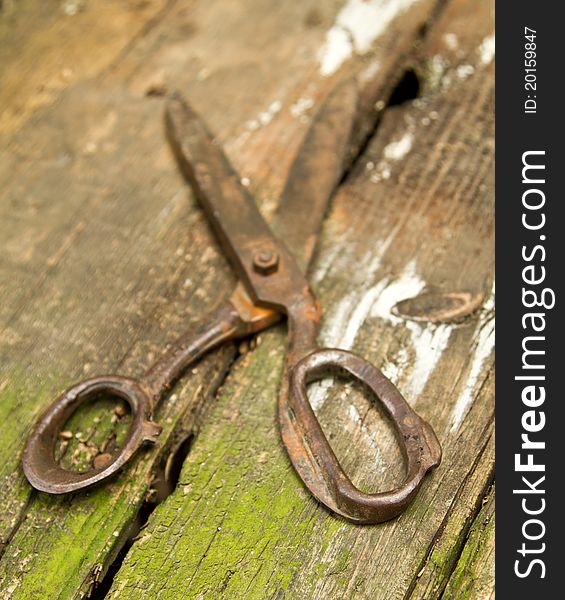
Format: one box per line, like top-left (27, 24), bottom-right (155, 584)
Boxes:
top-left (22, 80), bottom-right (441, 523)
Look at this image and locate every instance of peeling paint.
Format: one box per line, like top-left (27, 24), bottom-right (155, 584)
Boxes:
top-left (450, 285), bottom-right (495, 431)
top-left (370, 261), bottom-right (425, 324)
top-left (443, 33), bottom-right (458, 50)
top-left (309, 379), bottom-right (334, 411)
top-left (383, 131), bottom-right (413, 161)
top-left (370, 262), bottom-right (454, 400)
top-left (381, 346), bottom-right (409, 383)
top-left (258, 100), bottom-right (283, 126)
top-left (340, 282), bottom-right (388, 350)
top-left (245, 99), bottom-right (283, 131)
top-left (427, 54), bottom-right (449, 89)
top-left (311, 238), bottom-right (396, 410)
top-left (319, 27), bottom-right (353, 78)
top-left (368, 128), bottom-right (414, 183)
top-left (456, 64), bottom-right (475, 80)
top-left (316, 257), bottom-right (454, 410)
top-left (290, 96), bottom-right (315, 120)
top-left (426, 32), bottom-right (494, 97)
top-left (478, 34), bottom-right (495, 65)
top-left (318, 0), bottom-right (421, 76)
top-left (404, 322), bottom-right (452, 399)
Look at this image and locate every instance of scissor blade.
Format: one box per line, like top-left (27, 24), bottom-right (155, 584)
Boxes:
top-left (273, 79), bottom-right (358, 273)
top-left (165, 82), bottom-right (358, 313)
top-left (166, 93), bottom-right (306, 312)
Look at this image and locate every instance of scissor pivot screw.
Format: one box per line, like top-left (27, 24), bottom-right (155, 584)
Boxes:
top-left (253, 248), bottom-right (279, 275)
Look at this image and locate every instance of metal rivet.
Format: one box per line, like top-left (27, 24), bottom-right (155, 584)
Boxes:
top-left (253, 248), bottom-right (279, 275)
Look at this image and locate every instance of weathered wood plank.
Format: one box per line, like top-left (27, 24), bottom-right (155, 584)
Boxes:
top-left (0, 83), bottom-right (240, 597)
top-left (0, 0), bottom-right (442, 597)
top-left (408, 430), bottom-right (494, 598)
top-left (0, 0), bottom-right (169, 136)
top-left (405, 2), bottom-right (496, 595)
top-left (443, 486), bottom-right (495, 599)
top-left (106, 0), bottom-right (495, 598)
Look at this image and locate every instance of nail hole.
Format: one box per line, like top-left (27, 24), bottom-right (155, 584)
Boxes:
top-left (145, 82), bottom-right (168, 97)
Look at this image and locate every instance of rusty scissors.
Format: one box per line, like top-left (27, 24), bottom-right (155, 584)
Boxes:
top-left (23, 80), bottom-right (441, 523)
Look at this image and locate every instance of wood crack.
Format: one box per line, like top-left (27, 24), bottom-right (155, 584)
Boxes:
top-left (404, 425), bottom-right (495, 599)
top-left (0, 0), bottom-right (493, 596)
top-left (437, 481), bottom-right (495, 599)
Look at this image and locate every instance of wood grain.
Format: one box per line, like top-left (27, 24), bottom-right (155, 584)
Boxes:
top-left (0, 0), bottom-right (443, 597)
top-left (108, 0), bottom-right (495, 598)
top-left (0, 0), bottom-right (494, 598)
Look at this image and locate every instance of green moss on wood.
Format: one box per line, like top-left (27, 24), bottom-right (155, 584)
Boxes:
top-left (442, 489), bottom-right (495, 599)
top-left (0, 352), bottom-right (232, 599)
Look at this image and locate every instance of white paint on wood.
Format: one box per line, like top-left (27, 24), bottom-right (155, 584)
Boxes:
top-left (427, 54), bottom-right (449, 90)
top-left (258, 100), bottom-right (283, 126)
top-left (290, 96), bottom-right (315, 119)
top-left (369, 262), bottom-right (453, 400)
top-left (312, 242), bottom-right (343, 285)
top-left (315, 255), bottom-right (454, 411)
top-left (310, 236), bottom-right (395, 410)
top-left (450, 284), bottom-right (494, 431)
top-left (479, 34), bottom-right (495, 65)
top-left (456, 64), bottom-right (475, 79)
top-left (443, 33), bottom-right (458, 50)
top-left (381, 346), bottom-right (409, 383)
top-left (383, 131), bottom-right (413, 161)
top-left (369, 261), bottom-right (425, 324)
top-left (318, 0), bottom-right (421, 76)
top-left (245, 99), bottom-right (283, 131)
top-left (319, 27), bottom-right (353, 78)
top-left (309, 379), bottom-right (334, 411)
top-left (339, 281), bottom-right (388, 350)
top-left (368, 128), bottom-right (414, 183)
top-left (404, 321), bottom-right (452, 400)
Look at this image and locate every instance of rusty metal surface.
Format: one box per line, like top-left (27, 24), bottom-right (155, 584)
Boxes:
top-left (22, 80), bottom-right (441, 523)
top-left (281, 349), bottom-right (441, 523)
top-left (273, 78), bottom-right (358, 273)
top-left (22, 301), bottom-right (245, 493)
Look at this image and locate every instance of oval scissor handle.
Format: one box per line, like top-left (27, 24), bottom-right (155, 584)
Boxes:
top-left (22, 376), bottom-right (161, 494)
top-left (21, 298), bottom-right (270, 494)
top-left (280, 349), bottom-right (442, 524)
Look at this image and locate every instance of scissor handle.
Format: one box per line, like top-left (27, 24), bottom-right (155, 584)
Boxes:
top-left (22, 376), bottom-right (160, 494)
top-left (22, 300), bottom-right (259, 494)
top-left (280, 349), bottom-right (442, 524)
